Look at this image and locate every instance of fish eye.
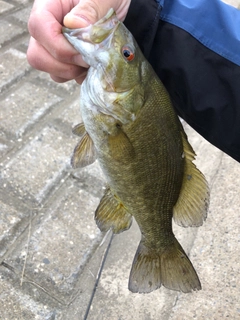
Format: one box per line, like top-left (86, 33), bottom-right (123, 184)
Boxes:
top-left (122, 45), bottom-right (135, 62)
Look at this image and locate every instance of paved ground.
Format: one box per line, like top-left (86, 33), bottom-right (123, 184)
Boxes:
top-left (0, 0), bottom-right (240, 319)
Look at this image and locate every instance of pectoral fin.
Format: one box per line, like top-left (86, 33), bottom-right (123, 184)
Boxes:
top-left (71, 132), bottom-right (96, 168)
top-left (173, 130), bottom-right (209, 227)
top-left (72, 122), bottom-right (86, 137)
top-left (108, 126), bottom-right (135, 161)
top-left (95, 187), bottom-right (132, 234)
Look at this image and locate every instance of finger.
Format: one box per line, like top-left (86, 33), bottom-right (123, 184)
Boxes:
top-left (50, 70), bottom-right (88, 84)
top-left (74, 71), bottom-right (88, 84)
top-left (27, 37), bottom-right (88, 80)
top-left (28, 3), bottom-right (84, 65)
top-left (49, 75), bottom-right (70, 83)
top-left (63, 0), bottom-right (131, 28)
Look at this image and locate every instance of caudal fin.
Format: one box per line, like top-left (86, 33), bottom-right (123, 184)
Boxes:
top-left (128, 238), bottom-right (201, 294)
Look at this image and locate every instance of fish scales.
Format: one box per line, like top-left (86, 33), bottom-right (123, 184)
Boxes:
top-left (62, 9), bottom-right (209, 294)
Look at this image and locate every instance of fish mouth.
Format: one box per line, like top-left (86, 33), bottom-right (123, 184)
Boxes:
top-left (62, 9), bottom-right (133, 94)
top-left (62, 8), bottom-right (119, 45)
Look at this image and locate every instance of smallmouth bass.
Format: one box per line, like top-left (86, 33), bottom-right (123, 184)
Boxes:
top-left (62, 9), bottom-right (209, 294)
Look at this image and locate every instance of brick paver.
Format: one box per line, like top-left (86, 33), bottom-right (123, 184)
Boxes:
top-left (0, 1), bottom-right (106, 318)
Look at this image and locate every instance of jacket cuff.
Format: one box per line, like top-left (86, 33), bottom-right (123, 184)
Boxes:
top-left (124, 0), bottom-right (162, 58)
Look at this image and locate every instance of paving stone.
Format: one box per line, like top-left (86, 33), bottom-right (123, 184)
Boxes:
top-left (0, 200), bottom-right (29, 258)
top-left (14, 0), bottom-right (32, 4)
top-left (37, 71), bottom-right (79, 93)
top-left (0, 141), bottom-right (10, 158)
top-left (71, 162), bottom-right (106, 198)
top-left (16, 36), bottom-right (30, 53)
top-left (0, 81), bottom-right (62, 138)
top-left (59, 99), bottom-right (82, 126)
top-left (5, 177), bottom-right (103, 302)
top-left (0, 48), bottom-right (30, 93)
top-left (0, 269), bottom-right (57, 320)
top-left (1, 125), bottom-right (76, 202)
top-left (168, 154), bottom-right (240, 319)
top-left (10, 6), bottom-right (32, 25)
top-left (59, 230), bottom-right (114, 319)
top-left (0, 19), bottom-right (25, 48)
top-left (0, 0), bottom-right (14, 14)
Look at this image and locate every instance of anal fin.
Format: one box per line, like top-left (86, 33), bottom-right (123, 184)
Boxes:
top-left (95, 187), bottom-right (132, 234)
top-left (173, 130), bottom-right (210, 227)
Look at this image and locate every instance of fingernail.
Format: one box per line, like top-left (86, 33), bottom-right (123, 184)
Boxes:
top-left (64, 13), bottom-right (90, 28)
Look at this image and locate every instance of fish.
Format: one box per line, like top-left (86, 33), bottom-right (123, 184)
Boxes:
top-left (62, 9), bottom-right (209, 294)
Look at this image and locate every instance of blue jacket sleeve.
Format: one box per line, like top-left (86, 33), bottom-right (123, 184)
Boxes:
top-left (124, 0), bottom-right (161, 58)
top-left (124, 0), bottom-right (240, 163)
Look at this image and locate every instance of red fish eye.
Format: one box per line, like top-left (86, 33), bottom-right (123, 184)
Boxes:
top-left (122, 46), bottom-right (135, 61)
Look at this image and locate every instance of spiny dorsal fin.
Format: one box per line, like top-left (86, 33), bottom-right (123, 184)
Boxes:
top-left (71, 132), bottom-right (96, 168)
top-left (173, 130), bottom-right (210, 227)
top-left (72, 122), bottom-right (86, 137)
top-left (95, 187), bottom-right (132, 234)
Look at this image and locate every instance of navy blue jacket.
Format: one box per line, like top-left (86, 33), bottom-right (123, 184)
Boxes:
top-left (124, 0), bottom-right (240, 162)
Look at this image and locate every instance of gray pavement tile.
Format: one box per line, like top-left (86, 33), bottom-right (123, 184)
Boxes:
top-left (168, 152), bottom-right (240, 320)
top-left (0, 271), bottom-right (57, 320)
top-left (0, 140), bottom-right (10, 158)
top-left (71, 161), bottom-right (107, 198)
top-left (0, 81), bottom-right (62, 138)
top-left (59, 230), bottom-right (114, 320)
top-left (0, 200), bottom-right (29, 258)
top-left (9, 6), bottom-right (32, 25)
top-left (58, 99), bottom-right (82, 127)
top-left (0, 20), bottom-right (25, 48)
top-left (0, 0), bottom-right (14, 14)
top-left (1, 125), bottom-right (76, 203)
top-left (4, 191), bottom-right (102, 300)
top-left (37, 71), bottom-right (79, 93)
top-left (0, 48), bottom-right (30, 93)
top-left (13, 0), bottom-right (32, 4)
top-left (3, 173), bottom-right (104, 302)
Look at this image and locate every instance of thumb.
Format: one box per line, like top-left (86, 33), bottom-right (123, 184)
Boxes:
top-left (63, 0), bottom-right (116, 28)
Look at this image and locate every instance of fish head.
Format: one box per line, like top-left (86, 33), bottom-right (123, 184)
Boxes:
top-left (62, 8), bottom-right (146, 93)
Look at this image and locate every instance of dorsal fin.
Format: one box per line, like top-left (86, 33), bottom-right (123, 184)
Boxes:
top-left (173, 130), bottom-right (210, 227)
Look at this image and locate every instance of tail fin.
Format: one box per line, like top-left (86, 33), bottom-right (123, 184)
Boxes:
top-left (128, 238), bottom-right (201, 294)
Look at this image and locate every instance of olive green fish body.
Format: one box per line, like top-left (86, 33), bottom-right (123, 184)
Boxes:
top-left (63, 9), bottom-right (209, 294)
top-left (97, 76), bottom-right (184, 241)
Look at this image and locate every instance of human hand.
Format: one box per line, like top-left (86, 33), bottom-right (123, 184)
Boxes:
top-left (27, 0), bottom-right (131, 84)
